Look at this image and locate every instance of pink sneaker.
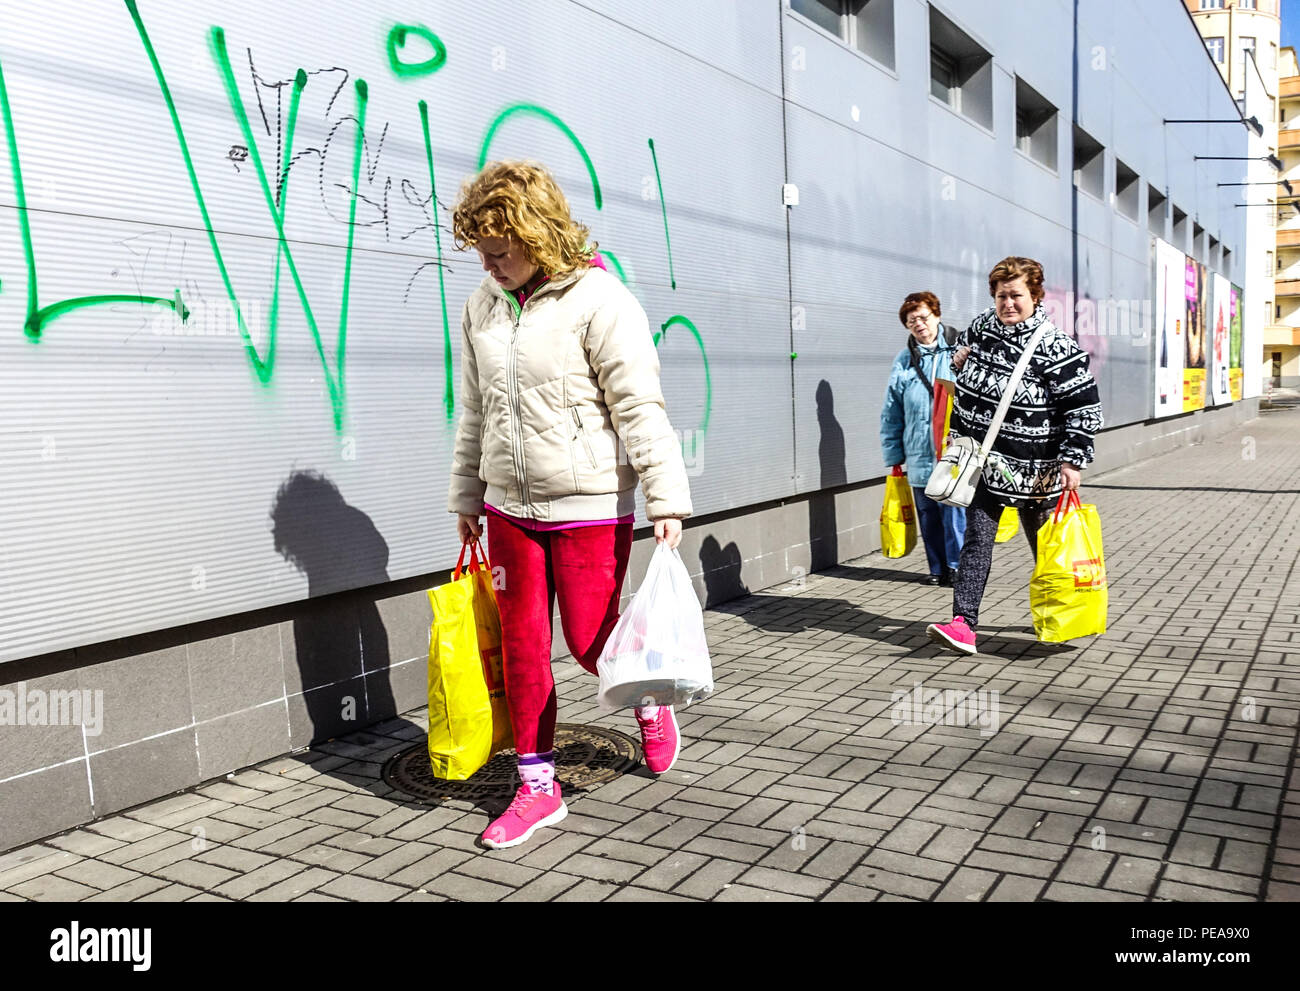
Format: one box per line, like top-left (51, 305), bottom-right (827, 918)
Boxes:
top-left (927, 616), bottom-right (977, 655)
top-left (480, 784), bottom-right (567, 850)
top-left (636, 706), bottom-right (681, 774)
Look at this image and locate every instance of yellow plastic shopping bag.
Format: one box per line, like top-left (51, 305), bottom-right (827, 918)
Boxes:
top-left (1030, 491), bottom-right (1107, 643)
top-left (880, 466), bottom-right (917, 558)
top-left (426, 539), bottom-right (513, 780)
top-left (995, 507), bottom-right (1019, 543)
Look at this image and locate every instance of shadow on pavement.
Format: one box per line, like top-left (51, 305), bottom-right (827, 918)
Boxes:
top-left (699, 535), bottom-right (750, 607)
top-left (269, 470), bottom-right (422, 801)
top-left (809, 379), bottom-right (847, 571)
top-left (1087, 484), bottom-right (1300, 494)
top-left (821, 564), bottom-right (932, 584)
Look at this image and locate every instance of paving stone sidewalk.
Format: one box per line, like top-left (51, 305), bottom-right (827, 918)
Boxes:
top-left (2, 409), bottom-right (1299, 903)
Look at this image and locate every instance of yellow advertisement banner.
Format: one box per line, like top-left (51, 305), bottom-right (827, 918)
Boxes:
top-left (1230, 369), bottom-right (1242, 402)
top-left (1183, 368), bottom-right (1206, 412)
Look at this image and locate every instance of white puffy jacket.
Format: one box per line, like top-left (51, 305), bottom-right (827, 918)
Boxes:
top-left (448, 265), bottom-right (693, 523)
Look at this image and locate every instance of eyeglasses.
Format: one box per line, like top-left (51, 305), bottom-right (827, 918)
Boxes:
top-left (905, 313), bottom-right (933, 325)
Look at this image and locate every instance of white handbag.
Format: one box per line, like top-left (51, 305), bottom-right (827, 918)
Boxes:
top-left (924, 323), bottom-right (1052, 508)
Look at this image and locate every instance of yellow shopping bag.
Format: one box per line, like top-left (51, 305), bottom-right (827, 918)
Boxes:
top-left (426, 539), bottom-right (513, 780)
top-left (1030, 491), bottom-right (1107, 643)
top-left (995, 507), bottom-right (1019, 543)
top-left (880, 466), bottom-right (917, 558)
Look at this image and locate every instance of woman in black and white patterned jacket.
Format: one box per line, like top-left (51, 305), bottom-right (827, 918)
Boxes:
top-left (927, 256), bottom-right (1103, 655)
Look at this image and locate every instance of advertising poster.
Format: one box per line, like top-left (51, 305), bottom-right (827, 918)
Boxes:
top-left (1209, 273), bottom-right (1232, 406)
top-left (1153, 238), bottom-right (1186, 418)
top-left (1183, 257), bottom-right (1207, 412)
top-left (1229, 284), bottom-right (1243, 401)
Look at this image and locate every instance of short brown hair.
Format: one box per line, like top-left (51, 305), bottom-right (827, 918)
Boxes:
top-left (899, 291), bottom-right (942, 327)
top-left (988, 256), bottom-right (1045, 304)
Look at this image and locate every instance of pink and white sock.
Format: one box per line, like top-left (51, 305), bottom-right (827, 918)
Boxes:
top-left (517, 752), bottom-right (556, 795)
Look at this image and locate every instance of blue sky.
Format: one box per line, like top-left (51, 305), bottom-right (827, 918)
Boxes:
top-left (1285, 0), bottom-right (1300, 52)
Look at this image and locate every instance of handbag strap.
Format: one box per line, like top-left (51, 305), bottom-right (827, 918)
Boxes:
top-left (1053, 489), bottom-right (1081, 522)
top-left (453, 538), bottom-right (489, 579)
top-left (907, 337), bottom-right (934, 397)
top-left (978, 322), bottom-right (1054, 453)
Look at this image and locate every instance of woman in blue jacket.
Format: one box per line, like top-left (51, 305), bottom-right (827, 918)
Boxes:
top-left (879, 292), bottom-right (966, 585)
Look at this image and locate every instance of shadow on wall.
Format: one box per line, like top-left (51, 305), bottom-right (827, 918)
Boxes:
top-left (809, 379), bottom-right (847, 571)
top-left (270, 470), bottom-right (401, 745)
top-left (699, 535), bottom-right (749, 608)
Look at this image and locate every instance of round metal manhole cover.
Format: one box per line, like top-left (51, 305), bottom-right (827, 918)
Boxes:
top-left (382, 723), bottom-right (642, 804)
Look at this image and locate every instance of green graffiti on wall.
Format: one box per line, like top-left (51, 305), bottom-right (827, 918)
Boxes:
top-left (4, 6), bottom-right (715, 442)
top-left (0, 45), bottom-right (186, 339)
top-left (478, 103), bottom-right (602, 210)
top-left (648, 138), bottom-right (676, 291)
top-left (125, 1), bottom-right (368, 432)
top-left (387, 25), bottom-right (447, 78)
top-left (654, 315), bottom-right (711, 435)
top-left (419, 99), bottom-right (455, 422)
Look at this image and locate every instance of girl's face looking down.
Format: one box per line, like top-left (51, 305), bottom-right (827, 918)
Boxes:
top-left (476, 236), bottom-right (540, 291)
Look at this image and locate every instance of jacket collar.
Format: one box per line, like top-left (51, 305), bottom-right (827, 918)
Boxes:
top-left (485, 266), bottom-right (586, 306)
top-left (988, 304), bottom-right (1050, 341)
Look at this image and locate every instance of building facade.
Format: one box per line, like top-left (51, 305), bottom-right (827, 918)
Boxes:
top-left (0, 0), bottom-right (1257, 850)
top-left (1275, 45), bottom-right (1300, 386)
top-left (1187, 0), bottom-right (1283, 389)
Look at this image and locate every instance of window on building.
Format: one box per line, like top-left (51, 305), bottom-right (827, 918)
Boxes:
top-left (1114, 158), bottom-right (1139, 219)
top-left (1205, 37), bottom-right (1225, 64)
top-left (1014, 77), bottom-right (1057, 170)
top-left (928, 5), bottom-right (993, 130)
top-left (931, 47), bottom-right (957, 104)
top-left (1240, 36), bottom-right (1257, 77)
top-left (1073, 126), bottom-right (1105, 199)
top-left (1239, 0), bottom-right (1257, 9)
top-left (789, 0), bottom-right (896, 68)
top-left (1148, 184), bottom-right (1167, 237)
top-left (1268, 249), bottom-right (1275, 276)
top-left (791, 0), bottom-right (841, 35)
top-left (1199, 0), bottom-right (1225, 8)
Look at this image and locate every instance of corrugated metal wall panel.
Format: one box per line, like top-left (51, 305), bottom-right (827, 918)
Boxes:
top-left (0, 0), bottom-right (794, 662)
top-left (0, 0), bottom-right (1251, 663)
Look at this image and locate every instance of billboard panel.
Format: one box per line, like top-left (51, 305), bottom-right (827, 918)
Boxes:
top-left (1153, 238), bottom-right (1185, 418)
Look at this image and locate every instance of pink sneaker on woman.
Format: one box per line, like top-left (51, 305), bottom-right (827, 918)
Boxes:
top-left (927, 616), bottom-right (977, 655)
top-left (636, 706), bottom-right (681, 774)
top-left (480, 784), bottom-right (567, 850)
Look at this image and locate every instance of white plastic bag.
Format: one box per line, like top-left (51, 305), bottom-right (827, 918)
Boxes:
top-left (596, 543), bottom-right (714, 711)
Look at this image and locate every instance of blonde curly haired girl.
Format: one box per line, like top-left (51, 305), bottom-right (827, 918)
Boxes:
top-left (447, 159), bottom-right (693, 850)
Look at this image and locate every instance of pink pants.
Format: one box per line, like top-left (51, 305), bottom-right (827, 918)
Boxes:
top-left (487, 514), bottom-right (632, 754)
